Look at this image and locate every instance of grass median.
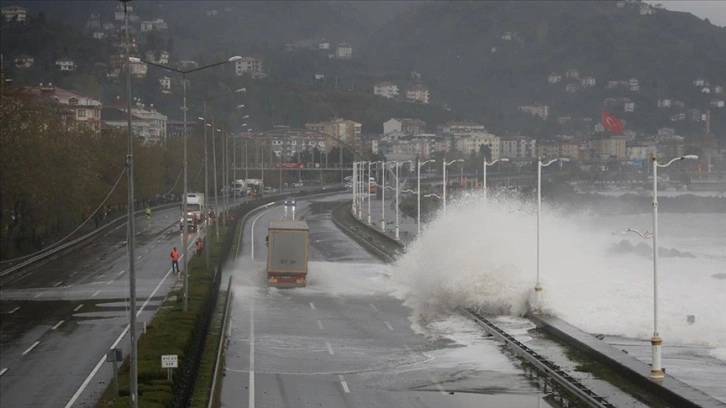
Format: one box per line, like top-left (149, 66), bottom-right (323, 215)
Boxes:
top-left (96, 225), bottom-right (229, 408)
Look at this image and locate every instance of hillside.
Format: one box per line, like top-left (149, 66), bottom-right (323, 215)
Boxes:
top-left (3, 1), bottom-right (726, 139)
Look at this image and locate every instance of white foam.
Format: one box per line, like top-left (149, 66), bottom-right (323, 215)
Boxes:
top-left (391, 192), bottom-right (726, 347)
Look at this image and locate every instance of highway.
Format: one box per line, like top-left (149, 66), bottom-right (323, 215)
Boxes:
top-left (0, 206), bottom-right (198, 407)
top-left (220, 194), bottom-right (553, 407)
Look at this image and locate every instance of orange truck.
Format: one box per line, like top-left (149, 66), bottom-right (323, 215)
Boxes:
top-left (266, 220), bottom-right (309, 287)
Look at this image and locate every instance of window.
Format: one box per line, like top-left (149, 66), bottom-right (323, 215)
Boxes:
top-left (77, 109), bottom-right (86, 117)
top-left (68, 97), bottom-right (78, 105)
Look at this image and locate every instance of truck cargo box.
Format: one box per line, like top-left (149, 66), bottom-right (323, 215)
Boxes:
top-left (266, 220), bottom-right (309, 288)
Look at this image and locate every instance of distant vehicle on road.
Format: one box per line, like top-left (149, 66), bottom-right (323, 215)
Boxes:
top-left (284, 198), bottom-right (296, 207)
top-left (345, 182), bottom-right (352, 189)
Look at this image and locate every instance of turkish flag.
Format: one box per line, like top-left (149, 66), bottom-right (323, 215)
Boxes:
top-left (602, 110), bottom-right (624, 134)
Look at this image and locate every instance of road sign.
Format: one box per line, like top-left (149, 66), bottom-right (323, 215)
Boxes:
top-left (161, 354), bottom-right (178, 368)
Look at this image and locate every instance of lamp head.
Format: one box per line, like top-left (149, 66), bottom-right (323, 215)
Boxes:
top-left (228, 56), bottom-right (243, 62)
top-left (234, 88), bottom-right (246, 93)
top-left (128, 57), bottom-right (141, 63)
top-left (682, 155), bottom-right (699, 160)
top-left (236, 104), bottom-right (245, 109)
top-left (559, 158), bottom-right (571, 162)
top-left (500, 158), bottom-right (510, 162)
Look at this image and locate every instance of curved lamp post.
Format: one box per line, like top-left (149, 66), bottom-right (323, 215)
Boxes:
top-left (135, 54), bottom-right (241, 313)
top-left (417, 159), bottom-right (436, 235)
top-left (391, 160), bottom-right (413, 240)
top-left (483, 158), bottom-right (509, 201)
top-left (642, 154), bottom-right (698, 379)
top-left (443, 159), bottom-right (464, 214)
top-left (533, 157), bottom-right (569, 314)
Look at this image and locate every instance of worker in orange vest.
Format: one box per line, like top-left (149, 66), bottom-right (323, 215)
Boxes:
top-left (170, 247), bottom-right (180, 273)
top-left (195, 238), bottom-right (203, 256)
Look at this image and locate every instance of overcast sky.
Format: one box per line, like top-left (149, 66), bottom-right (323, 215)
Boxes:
top-left (645, 1), bottom-right (726, 27)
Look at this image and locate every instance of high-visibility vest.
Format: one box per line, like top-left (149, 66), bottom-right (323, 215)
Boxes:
top-left (171, 250), bottom-right (180, 261)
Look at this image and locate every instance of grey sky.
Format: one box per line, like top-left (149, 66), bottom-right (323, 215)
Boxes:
top-left (645, 1), bottom-right (726, 27)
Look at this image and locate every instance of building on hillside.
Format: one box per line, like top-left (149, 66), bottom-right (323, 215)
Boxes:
top-left (130, 60), bottom-right (148, 78)
top-left (140, 20), bottom-right (153, 32)
top-left (2, 5), bottom-right (28, 23)
top-left (559, 142), bottom-right (579, 159)
top-left (159, 76), bottom-right (171, 91)
top-left (318, 41), bottom-right (330, 50)
top-left (714, 86), bottom-right (723, 94)
top-left (373, 82), bottom-right (399, 99)
top-left (92, 31), bottom-right (106, 40)
top-left (629, 78), bottom-right (640, 91)
top-left (151, 18), bottom-right (168, 31)
top-left (519, 104), bottom-right (549, 120)
top-left (235, 57), bottom-right (265, 78)
top-left (565, 83), bottom-right (579, 93)
top-left (437, 120), bottom-right (486, 135)
top-left (383, 118), bottom-right (426, 135)
top-left (103, 22), bottom-right (115, 31)
top-left (547, 73), bottom-right (562, 84)
top-left (265, 129), bottom-right (328, 161)
top-left (627, 143), bottom-right (657, 161)
top-left (456, 133), bottom-right (501, 160)
top-left (406, 85), bottom-right (430, 104)
top-left (591, 135), bottom-right (627, 159)
top-left (55, 58), bottom-right (77, 72)
top-left (536, 140), bottom-right (560, 159)
top-left (86, 13), bottom-right (101, 30)
top-left (29, 84), bottom-right (102, 132)
top-left (335, 42), bottom-right (352, 59)
top-left (565, 69), bottom-right (580, 79)
top-left (305, 118), bottom-right (362, 148)
top-left (500, 136), bottom-right (536, 159)
top-left (657, 99), bottom-right (672, 108)
top-left (166, 120), bottom-right (201, 139)
top-left (14, 54), bottom-right (34, 68)
top-left (581, 76), bottom-right (596, 87)
top-left (624, 102), bottom-right (635, 112)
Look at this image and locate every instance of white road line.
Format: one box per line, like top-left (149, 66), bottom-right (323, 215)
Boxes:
top-left (92, 290), bottom-right (101, 297)
top-left (69, 271), bottom-right (78, 277)
top-left (73, 304), bottom-right (84, 312)
top-left (430, 375), bottom-right (447, 395)
top-left (384, 321), bottom-right (394, 331)
top-left (9, 306), bottom-right (20, 314)
top-left (117, 270), bottom-right (126, 277)
top-left (250, 210), bottom-right (270, 260)
top-left (64, 266), bottom-right (174, 408)
top-left (53, 281), bottom-right (63, 287)
top-left (33, 293), bottom-right (42, 299)
top-left (105, 280), bottom-right (114, 286)
top-left (145, 249), bottom-right (150, 254)
top-left (0, 368), bottom-right (7, 376)
top-left (369, 303), bottom-right (378, 312)
top-left (326, 341), bottom-right (335, 355)
top-left (249, 289), bottom-right (256, 408)
top-left (339, 374), bottom-right (350, 393)
top-left (52, 320), bottom-right (65, 330)
top-left (136, 255), bottom-right (142, 260)
top-left (309, 302), bottom-right (316, 310)
top-left (21, 341), bottom-right (40, 356)
top-left (317, 320), bottom-right (324, 330)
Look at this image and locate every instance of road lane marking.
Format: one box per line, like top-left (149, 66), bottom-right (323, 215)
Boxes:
top-left (9, 306), bottom-right (20, 314)
top-left (249, 289), bottom-right (256, 408)
top-left (0, 368), bottom-right (7, 376)
top-left (64, 266), bottom-right (174, 408)
top-left (145, 249), bottom-right (150, 254)
top-left (250, 211), bottom-right (269, 260)
top-left (105, 280), bottom-right (114, 286)
top-left (326, 341), bottom-right (335, 355)
top-left (339, 375), bottom-right (350, 393)
top-left (92, 290), bottom-right (101, 297)
top-left (21, 341), bottom-right (40, 356)
top-left (369, 303), bottom-right (378, 312)
top-left (384, 321), bottom-right (394, 331)
top-left (309, 302), bottom-right (316, 310)
top-left (52, 320), bottom-right (65, 330)
top-left (74, 304), bottom-right (84, 312)
top-left (137, 255), bottom-right (142, 260)
top-left (53, 281), bottom-right (63, 287)
top-left (118, 270), bottom-right (126, 277)
top-left (33, 293), bottom-right (42, 299)
top-left (69, 271), bottom-right (78, 277)
top-left (317, 320), bottom-right (324, 330)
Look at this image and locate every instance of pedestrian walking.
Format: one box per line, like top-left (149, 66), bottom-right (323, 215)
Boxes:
top-left (194, 238), bottom-right (203, 256)
top-left (170, 247), bottom-right (180, 273)
top-left (145, 206), bottom-right (152, 219)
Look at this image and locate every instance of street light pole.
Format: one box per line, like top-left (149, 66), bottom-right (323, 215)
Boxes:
top-left (483, 158), bottom-right (509, 202)
top-left (533, 157), bottom-right (569, 314)
top-left (122, 1), bottom-right (138, 405)
top-left (416, 159), bottom-right (436, 235)
top-left (212, 124), bottom-right (219, 242)
top-left (367, 161), bottom-right (372, 225)
top-left (380, 161), bottom-right (386, 231)
top-left (647, 154), bottom-right (698, 378)
top-left (443, 159), bottom-right (463, 214)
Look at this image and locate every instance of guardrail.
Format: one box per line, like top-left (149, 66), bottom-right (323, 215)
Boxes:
top-left (0, 202), bottom-right (181, 285)
top-left (463, 309), bottom-right (616, 408)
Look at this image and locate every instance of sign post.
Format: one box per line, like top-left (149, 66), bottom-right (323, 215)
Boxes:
top-left (161, 354), bottom-right (178, 381)
top-left (106, 348), bottom-right (123, 398)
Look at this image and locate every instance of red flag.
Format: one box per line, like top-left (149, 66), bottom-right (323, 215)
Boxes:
top-left (602, 110), bottom-right (624, 134)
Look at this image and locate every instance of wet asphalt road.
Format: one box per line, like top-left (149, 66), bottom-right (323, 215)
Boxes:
top-left (220, 194), bottom-right (553, 408)
top-left (0, 205), bottom-right (205, 408)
